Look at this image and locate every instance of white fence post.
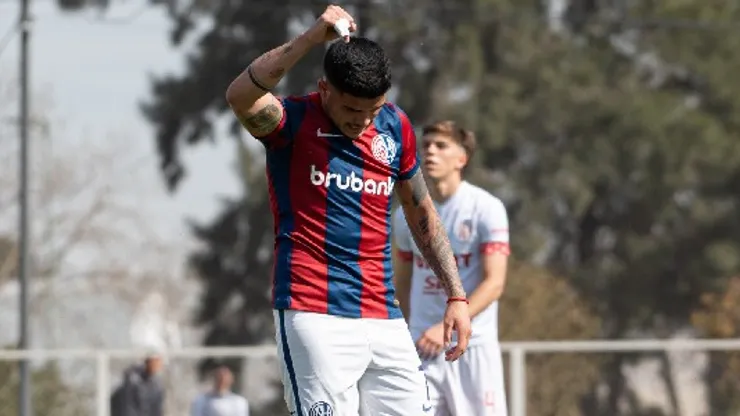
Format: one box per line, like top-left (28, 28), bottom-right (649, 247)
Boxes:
top-left (96, 351), bottom-right (110, 416)
top-left (509, 346), bottom-right (526, 416)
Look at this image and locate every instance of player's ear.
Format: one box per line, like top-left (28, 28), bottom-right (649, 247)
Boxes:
top-left (318, 78), bottom-right (329, 100)
top-left (456, 148), bottom-right (468, 171)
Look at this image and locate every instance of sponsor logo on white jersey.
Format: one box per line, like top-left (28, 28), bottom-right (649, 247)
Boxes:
top-left (310, 164), bottom-right (394, 196)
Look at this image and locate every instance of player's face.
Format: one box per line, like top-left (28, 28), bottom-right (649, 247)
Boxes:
top-left (318, 79), bottom-right (386, 138)
top-left (421, 133), bottom-right (468, 181)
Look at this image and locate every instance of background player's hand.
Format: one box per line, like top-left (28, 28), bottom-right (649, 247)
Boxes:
top-left (416, 322), bottom-right (445, 360)
top-left (304, 5), bottom-right (357, 45)
top-left (443, 300), bottom-right (472, 361)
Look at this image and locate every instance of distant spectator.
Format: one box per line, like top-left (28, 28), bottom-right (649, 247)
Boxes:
top-left (190, 365), bottom-right (250, 416)
top-left (110, 354), bottom-right (165, 416)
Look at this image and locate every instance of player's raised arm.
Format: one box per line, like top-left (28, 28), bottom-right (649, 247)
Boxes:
top-left (225, 5), bottom-right (357, 138)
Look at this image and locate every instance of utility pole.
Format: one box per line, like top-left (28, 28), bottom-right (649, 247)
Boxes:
top-left (18, 0), bottom-right (32, 412)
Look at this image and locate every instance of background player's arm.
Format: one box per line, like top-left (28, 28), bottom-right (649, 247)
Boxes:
top-left (225, 34), bottom-right (314, 137)
top-left (395, 171), bottom-right (466, 299)
top-left (467, 199), bottom-right (511, 317)
top-left (467, 251), bottom-right (508, 317)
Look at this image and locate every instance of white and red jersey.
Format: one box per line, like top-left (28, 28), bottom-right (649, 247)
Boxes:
top-left (393, 181), bottom-right (510, 346)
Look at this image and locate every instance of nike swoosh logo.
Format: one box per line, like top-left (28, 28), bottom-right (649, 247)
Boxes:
top-left (423, 404), bottom-right (432, 412)
top-left (317, 128), bottom-right (343, 137)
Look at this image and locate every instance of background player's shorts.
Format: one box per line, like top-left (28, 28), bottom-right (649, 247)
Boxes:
top-left (422, 343), bottom-right (508, 416)
top-left (273, 310), bottom-right (431, 416)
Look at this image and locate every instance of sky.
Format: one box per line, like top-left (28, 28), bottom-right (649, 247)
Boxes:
top-left (0, 0), bottom-right (240, 250)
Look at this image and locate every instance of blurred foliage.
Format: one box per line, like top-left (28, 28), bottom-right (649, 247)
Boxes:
top-left (692, 277), bottom-right (740, 416)
top-left (50, 0), bottom-right (740, 413)
top-left (0, 236), bottom-right (16, 285)
top-left (0, 352), bottom-right (89, 416)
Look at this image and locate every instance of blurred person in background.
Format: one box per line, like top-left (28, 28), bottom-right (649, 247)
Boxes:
top-left (393, 120), bottom-right (511, 416)
top-left (110, 354), bottom-right (165, 416)
top-left (190, 364), bottom-right (250, 416)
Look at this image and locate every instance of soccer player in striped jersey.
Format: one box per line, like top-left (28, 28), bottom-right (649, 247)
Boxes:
top-left (393, 121), bottom-right (511, 416)
top-left (225, 5), bottom-right (471, 416)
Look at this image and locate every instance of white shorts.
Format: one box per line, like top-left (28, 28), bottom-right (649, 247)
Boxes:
top-left (274, 310), bottom-right (430, 416)
top-left (422, 343), bottom-right (507, 416)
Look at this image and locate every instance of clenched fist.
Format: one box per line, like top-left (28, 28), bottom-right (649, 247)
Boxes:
top-left (304, 4), bottom-right (358, 44)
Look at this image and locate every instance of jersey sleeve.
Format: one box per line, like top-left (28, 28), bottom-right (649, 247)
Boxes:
top-left (252, 96), bottom-right (305, 151)
top-left (392, 207), bottom-right (414, 261)
top-left (478, 196), bottom-right (511, 256)
top-left (395, 108), bottom-right (421, 180)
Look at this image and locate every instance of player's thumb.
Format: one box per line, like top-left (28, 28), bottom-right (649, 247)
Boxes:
top-left (443, 321), bottom-right (453, 345)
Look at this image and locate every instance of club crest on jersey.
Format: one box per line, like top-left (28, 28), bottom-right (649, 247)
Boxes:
top-left (309, 401), bottom-right (334, 416)
top-left (456, 219), bottom-right (473, 242)
top-left (371, 133), bottom-right (397, 166)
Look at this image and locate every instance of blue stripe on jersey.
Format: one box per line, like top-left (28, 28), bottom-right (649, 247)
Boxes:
top-left (278, 310), bottom-right (303, 415)
top-left (324, 138), bottom-right (364, 317)
top-left (270, 98), bottom-right (307, 309)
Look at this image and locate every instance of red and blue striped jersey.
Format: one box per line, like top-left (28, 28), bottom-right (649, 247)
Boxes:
top-left (256, 92), bottom-right (420, 319)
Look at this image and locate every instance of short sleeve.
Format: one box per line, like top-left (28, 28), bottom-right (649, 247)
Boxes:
top-left (395, 109), bottom-right (421, 180)
top-left (254, 95), bottom-right (306, 151)
top-left (392, 207), bottom-right (414, 261)
top-left (478, 197), bottom-right (510, 256)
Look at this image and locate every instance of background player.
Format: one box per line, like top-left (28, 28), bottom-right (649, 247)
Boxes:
top-left (393, 120), bottom-right (510, 416)
top-left (225, 5), bottom-right (472, 416)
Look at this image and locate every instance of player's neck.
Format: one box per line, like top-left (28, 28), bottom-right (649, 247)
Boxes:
top-left (429, 176), bottom-right (463, 203)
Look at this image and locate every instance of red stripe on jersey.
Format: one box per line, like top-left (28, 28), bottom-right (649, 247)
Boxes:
top-left (357, 124), bottom-right (393, 318)
top-left (286, 113), bottom-right (331, 313)
top-left (397, 250), bottom-right (413, 262)
top-left (481, 242), bottom-right (510, 256)
top-left (397, 110), bottom-right (418, 178)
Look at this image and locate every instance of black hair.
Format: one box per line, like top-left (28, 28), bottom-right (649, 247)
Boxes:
top-left (323, 37), bottom-right (392, 99)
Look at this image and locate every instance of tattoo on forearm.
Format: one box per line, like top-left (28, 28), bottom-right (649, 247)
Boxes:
top-left (240, 104), bottom-right (282, 137)
top-left (254, 42), bottom-right (295, 81)
top-left (397, 171), bottom-right (466, 298)
top-left (412, 212), bottom-right (466, 298)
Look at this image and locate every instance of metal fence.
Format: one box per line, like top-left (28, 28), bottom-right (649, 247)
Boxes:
top-left (2, 338), bottom-right (740, 416)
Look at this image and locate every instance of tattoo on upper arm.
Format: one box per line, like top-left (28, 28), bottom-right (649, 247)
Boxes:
top-left (240, 104), bottom-right (282, 137)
